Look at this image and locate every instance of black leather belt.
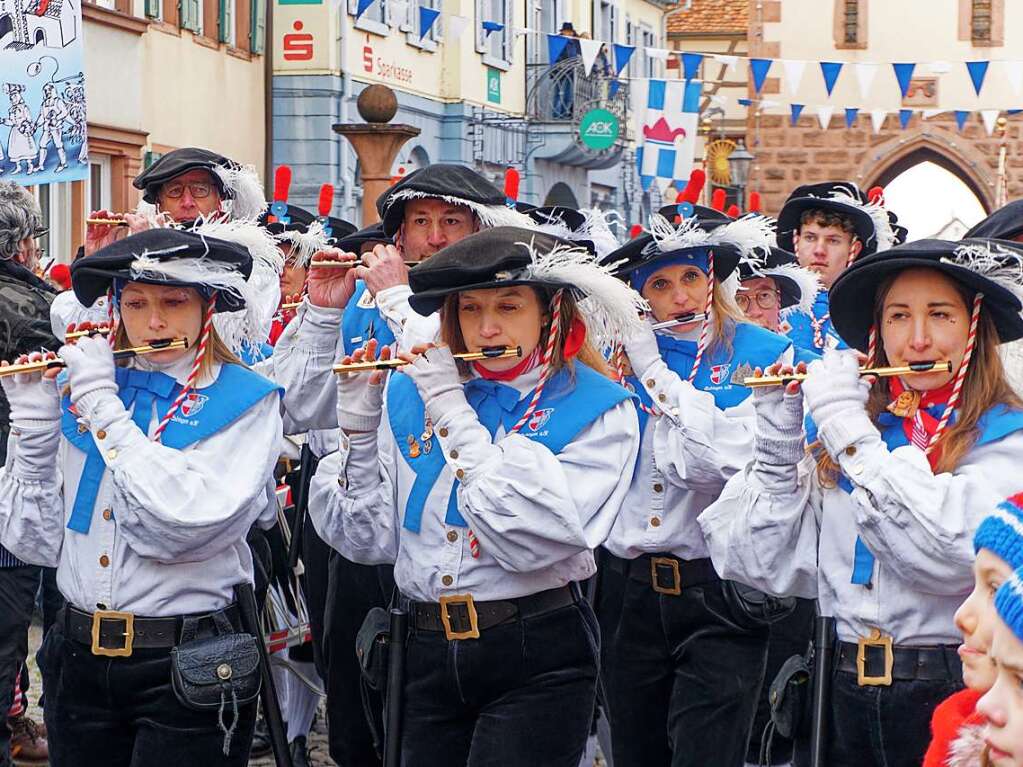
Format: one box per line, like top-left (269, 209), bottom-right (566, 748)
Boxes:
top-left (404, 585), bottom-right (578, 640)
top-left (603, 551), bottom-right (719, 595)
top-left (836, 640), bottom-right (962, 685)
top-left (62, 604), bottom-right (242, 656)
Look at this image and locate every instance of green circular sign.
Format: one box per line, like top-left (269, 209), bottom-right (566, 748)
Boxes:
top-left (578, 108), bottom-right (620, 151)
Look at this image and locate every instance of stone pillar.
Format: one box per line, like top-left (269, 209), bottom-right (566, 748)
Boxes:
top-left (333, 85), bottom-right (421, 226)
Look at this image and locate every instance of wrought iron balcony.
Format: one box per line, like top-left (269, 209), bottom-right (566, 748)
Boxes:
top-left (526, 57), bottom-right (630, 126)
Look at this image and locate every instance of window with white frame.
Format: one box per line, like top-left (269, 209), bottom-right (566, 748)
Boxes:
top-left (402, 0), bottom-right (441, 50)
top-left (640, 24), bottom-right (657, 78)
top-left (476, 0), bottom-right (513, 69)
top-left (349, 0), bottom-right (388, 36)
top-left (593, 0), bottom-right (619, 44)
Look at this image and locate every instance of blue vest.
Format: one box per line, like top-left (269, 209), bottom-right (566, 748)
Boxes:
top-left (806, 404), bottom-right (1023, 586)
top-left (60, 364), bottom-right (282, 535)
top-left (386, 363), bottom-right (633, 534)
top-left (341, 281), bottom-right (396, 356)
top-left (785, 291), bottom-right (847, 353)
top-left (625, 321), bottom-right (792, 433)
top-left (239, 341), bottom-right (274, 365)
top-left (792, 344), bottom-right (822, 367)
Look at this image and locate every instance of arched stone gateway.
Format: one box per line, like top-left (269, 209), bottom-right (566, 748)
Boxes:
top-left (543, 181), bottom-right (579, 209)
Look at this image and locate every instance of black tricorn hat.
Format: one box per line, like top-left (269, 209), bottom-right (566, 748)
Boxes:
top-left (376, 164), bottom-right (515, 237)
top-left (964, 200), bottom-right (1023, 241)
top-left (656, 203), bottom-right (732, 228)
top-left (737, 246), bottom-right (819, 313)
top-left (334, 221), bottom-right (390, 252)
top-left (258, 204), bottom-right (316, 236)
top-left (324, 216), bottom-right (358, 242)
top-left (776, 181), bottom-right (897, 257)
top-left (829, 237), bottom-right (1023, 351)
top-left (71, 228), bottom-right (253, 313)
top-left (133, 148), bottom-right (236, 204)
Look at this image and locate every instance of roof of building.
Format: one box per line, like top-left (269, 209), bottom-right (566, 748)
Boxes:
top-left (667, 0), bottom-right (749, 35)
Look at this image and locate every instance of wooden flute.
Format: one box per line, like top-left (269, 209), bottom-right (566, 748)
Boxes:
top-left (742, 360), bottom-right (954, 388)
top-left (333, 346), bottom-right (522, 373)
top-left (0, 339), bottom-right (190, 377)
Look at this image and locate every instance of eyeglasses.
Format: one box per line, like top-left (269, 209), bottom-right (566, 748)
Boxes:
top-left (736, 289), bottom-right (780, 312)
top-left (161, 182), bottom-right (213, 200)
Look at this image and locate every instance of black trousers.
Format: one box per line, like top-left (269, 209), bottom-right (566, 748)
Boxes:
top-left (793, 667), bottom-right (963, 767)
top-left (39, 619), bottom-right (258, 767)
top-left (0, 565), bottom-right (40, 767)
top-left (747, 597), bottom-right (816, 764)
top-left (596, 555), bottom-right (769, 767)
top-left (399, 595), bottom-right (599, 767)
top-left (323, 551), bottom-right (394, 767)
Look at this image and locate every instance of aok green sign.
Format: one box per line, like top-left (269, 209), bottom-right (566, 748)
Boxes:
top-left (578, 108), bottom-right (620, 150)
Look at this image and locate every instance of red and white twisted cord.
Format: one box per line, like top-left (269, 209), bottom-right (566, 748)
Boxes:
top-left (865, 324), bottom-right (877, 368)
top-left (927, 293), bottom-right (982, 455)
top-left (810, 310), bottom-right (830, 351)
top-left (152, 294), bottom-right (217, 442)
top-left (687, 251), bottom-right (714, 384)
top-left (106, 288), bottom-right (117, 348)
top-left (614, 344), bottom-right (660, 417)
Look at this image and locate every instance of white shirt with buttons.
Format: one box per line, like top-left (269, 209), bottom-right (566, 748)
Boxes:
top-left (603, 328), bottom-right (791, 561)
top-left (0, 356), bottom-right (282, 617)
top-left (308, 366), bottom-right (640, 603)
top-left (698, 404), bottom-right (1023, 645)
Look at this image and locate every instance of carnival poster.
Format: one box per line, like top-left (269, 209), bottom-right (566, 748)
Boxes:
top-left (0, 0), bottom-right (88, 186)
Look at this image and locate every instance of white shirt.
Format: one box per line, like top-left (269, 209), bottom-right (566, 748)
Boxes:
top-left (308, 366), bottom-right (640, 602)
top-left (0, 355), bottom-right (283, 616)
top-left (698, 405), bottom-right (1023, 645)
top-left (49, 291), bottom-right (109, 342)
top-left (604, 326), bottom-right (791, 561)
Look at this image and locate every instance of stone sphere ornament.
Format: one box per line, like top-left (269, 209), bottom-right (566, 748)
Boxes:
top-left (358, 85), bottom-right (399, 124)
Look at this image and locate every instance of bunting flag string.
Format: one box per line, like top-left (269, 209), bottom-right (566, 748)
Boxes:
top-left (892, 62), bottom-right (916, 98)
top-left (418, 6), bottom-right (440, 40)
top-left (967, 60), bottom-right (990, 96)
top-left (820, 62), bottom-right (843, 96)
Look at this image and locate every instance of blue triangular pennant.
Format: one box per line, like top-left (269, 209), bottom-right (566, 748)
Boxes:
top-left (609, 80), bottom-right (620, 98)
top-left (612, 44), bottom-right (634, 75)
top-left (418, 6), bottom-right (440, 40)
top-left (738, 98), bottom-right (752, 106)
top-left (844, 107), bottom-right (859, 128)
top-left (819, 61), bottom-right (843, 96)
top-left (481, 20), bottom-right (504, 36)
top-left (1009, 109), bottom-right (1023, 116)
top-left (790, 103), bottom-right (805, 126)
top-left (966, 60), bottom-right (990, 97)
top-left (355, 0), bottom-right (374, 18)
top-left (750, 58), bottom-right (773, 94)
top-left (955, 110), bottom-right (970, 131)
top-left (892, 62), bottom-right (916, 98)
top-left (547, 33), bottom-right (569, 65)
top-left (899, 109), bottom-right (913, 129)
top-left (682, 52), bottom-right (704, 81)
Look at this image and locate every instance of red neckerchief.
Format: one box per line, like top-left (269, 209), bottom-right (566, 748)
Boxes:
top-left (472, 346), bottom-right (541, 381)
top-left (887, 376), bottom-right (957, 469)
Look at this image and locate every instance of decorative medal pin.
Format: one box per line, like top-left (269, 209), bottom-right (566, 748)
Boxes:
top-left (407, 434), bottom-right (421, 459)
top-left (420, 417), bottom-right (434, 455)
top-left (887, 390), bottom-right (921, 419)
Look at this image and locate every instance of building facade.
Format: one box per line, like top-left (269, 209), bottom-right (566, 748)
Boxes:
top-left (272, 0), bottom-right (676, 229)
top-left (17, 0), bottom-right (267, 261)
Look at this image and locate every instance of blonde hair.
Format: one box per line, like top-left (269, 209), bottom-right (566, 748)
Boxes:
top-left (812, 274), bottom-right (1023, 484)
top-left (439, 287), bottom-right (612, 380)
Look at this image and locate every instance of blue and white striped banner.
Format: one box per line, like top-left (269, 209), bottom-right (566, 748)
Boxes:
top-left (635, 79), bottom-right (702, 194)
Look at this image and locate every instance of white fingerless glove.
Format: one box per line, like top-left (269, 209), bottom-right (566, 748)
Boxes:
top-left (801, 350), bottom-right (870, 432)
top-left (403, 346), bottom-right (467, 421)
top-left (60, 335), bottom-right (118, 417)
top-left (623, 320), bottom-right (661, 378)
top-left (1, 363), bottom-right (61, 424)
top-left (752, 383), bottom-right (806, 466)
top-left (336, 371), bottom-right (385, 433)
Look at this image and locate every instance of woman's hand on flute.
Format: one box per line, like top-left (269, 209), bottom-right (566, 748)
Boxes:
top-left (0, 353), bottom-right (62, 423)
top-left (336, 339), bottom-right (389, 434)
top-left (400, 344), bottom-right (464, 419)
top-left (750, 361), bottom-right (808, 466)
top-left (59, 334), bottom-right (118, 414)
top-left (307, 248), bottom-right (358, 310)
top-left (751, 361), bottom-right (808, 397)
top-left (801, 349), bottom-right (872, 431)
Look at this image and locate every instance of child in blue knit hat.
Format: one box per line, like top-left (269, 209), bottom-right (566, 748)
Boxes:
top-left (976, 563), bottom-right (1023, 764)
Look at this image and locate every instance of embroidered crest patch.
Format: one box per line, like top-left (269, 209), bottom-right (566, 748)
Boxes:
top-left (526, 408), bottom-right (554, 432)
top-left (179, 393), bottom-right (209, 417)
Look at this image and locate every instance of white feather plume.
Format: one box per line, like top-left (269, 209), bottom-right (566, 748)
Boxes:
top-left (818, 189), bottom-right (896, 253)
top-left (213, 163), bottom-right (268, 222)
top-left (944, 241), bottom-right (1023, 304)
top-left (644, 212), bottom-right (773, 262)
top-left (511, 237), bottom-right (649, 351)
top-left (579, 207), bottom-right (622, 259)
top-left (764, 264), bottom-right (822, 317)
top-left (387, 189), bottom-right (535, 230)
top-left (278, 220), bottom-right (330, 268)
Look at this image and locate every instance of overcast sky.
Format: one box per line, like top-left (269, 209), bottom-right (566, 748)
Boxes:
top-left (884, 161), bottom-right (987, 241)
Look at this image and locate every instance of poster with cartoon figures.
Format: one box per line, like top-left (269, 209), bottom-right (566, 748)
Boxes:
top-left (0, 0), bottom-right (88, 186)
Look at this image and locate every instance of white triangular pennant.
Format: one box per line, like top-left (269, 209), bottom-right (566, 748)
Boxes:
top-left (512, 27), bottom-right (533, 38)
top-left (922, 109), bottom-right (943, 119)
top-left (854, 62), bottom-right (879, 101)
top-left (712, 54), bottom-right (738, 74)
top-left (578, 38), bottom-right (603, 76)
top-left (782, 59), bottom-right (806, 95)
top-left (646, 47), bottom-right (669, 62)
top-left (928, 60), bottom-right (952, 75)
top-left (655, 176), bottom-right (674, 196)
top-left (446, 14), bottom-right (469, 42)
top-left (760, 99), bottom-right (780, 110)
top-left (981, 109), bottom-right (1000, 136)
top-left (816, 105), bottom-right (834, 130)
top-left (1003, 61), bottom-right (1023, 98)
top-left (709, 93), bottom-right (727, 107)
top-left (870, 109), bottom-right (887, 134)
top-left (390, 0), bottom-right (408, 21)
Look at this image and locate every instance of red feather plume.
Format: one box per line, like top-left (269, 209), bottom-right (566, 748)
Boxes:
top-left (680, 169), bottom-right (706, 204)
top-left (726, 204), bottom-right (740, 218)
top-left (629, 224), bottom-right (643, 239)
top-left (318, 184), bottom-right (334, 217)
top-left (867, 185), bottom-right (885, 204)
top-left (273, 166), bottom-right (292, 203)
top-left (504, 168), bottom-right (520, 203)
top-left (711, 188), bottom-right (726, 212)
top-left (748, 191), bottom-right (762, 213)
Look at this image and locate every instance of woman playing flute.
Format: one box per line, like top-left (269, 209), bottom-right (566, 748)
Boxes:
top-left (699, 238), bottom-right (1023, 767)
top-left (0, 225), bottom-right (284, 767)
top-left (309, 226), bottom-right (643, 766)
top-left (596, 211), bottom-right (796, 767)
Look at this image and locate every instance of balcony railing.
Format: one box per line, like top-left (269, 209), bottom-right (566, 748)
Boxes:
top-left (526, 57), bottom-right (629, 127)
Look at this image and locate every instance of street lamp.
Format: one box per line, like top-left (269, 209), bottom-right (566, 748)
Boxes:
top-left (728, 139), bottom-right (755, 212)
